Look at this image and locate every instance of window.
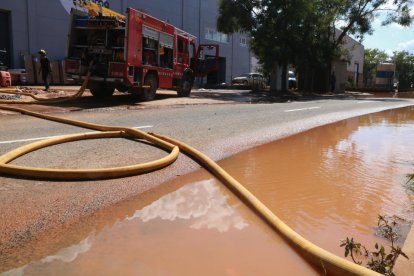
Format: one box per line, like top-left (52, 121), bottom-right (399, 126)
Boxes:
top-left (177, 37), bottom-right (189, 64)
top-left (240, 36), bottom-right (248, 46)
top-left (205, 28), bottom-right (230, 43)
top-left (178, 39), bottom-right (184, 53)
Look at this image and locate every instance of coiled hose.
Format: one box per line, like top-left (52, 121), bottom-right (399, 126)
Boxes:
top-left (0, 82), bottom-right (379, 275)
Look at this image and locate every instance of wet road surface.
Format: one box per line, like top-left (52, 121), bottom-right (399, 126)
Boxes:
top-left (2, 106), bottom-right (414, 275)
top-left (1, 90), bottom-right (414, 274)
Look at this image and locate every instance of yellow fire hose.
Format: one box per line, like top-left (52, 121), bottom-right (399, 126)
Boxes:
top-left (0, 71), bottom-right (91, 105)
top-left (0, 83), bottom-right (379, 275)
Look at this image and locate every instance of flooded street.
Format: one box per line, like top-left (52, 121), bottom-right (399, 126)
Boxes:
top-left (2, 106), bottom-right (414, 275)
top-left (3, 176), bottom-right (318, 276)
top-left (220, 105), bottom-right (414, 257)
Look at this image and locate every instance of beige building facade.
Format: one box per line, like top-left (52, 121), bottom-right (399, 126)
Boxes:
top-left (333, 30), bottom-right (365, 92)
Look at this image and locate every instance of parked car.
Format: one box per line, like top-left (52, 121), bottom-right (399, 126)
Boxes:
top-left (288, 70), bottom-right (297, 89)
top-left (232, 73), bottom-right (267, 89)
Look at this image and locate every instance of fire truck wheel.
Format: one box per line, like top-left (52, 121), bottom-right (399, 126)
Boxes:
top-left (89, 82), bottom-right (115, 99)
top-left (177, 76), bottom-right (193, 97)
top-left (141, 74), bottom-right (157, 101)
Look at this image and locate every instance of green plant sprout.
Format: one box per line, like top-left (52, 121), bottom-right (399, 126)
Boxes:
top-left (406, 173), bottom-right (414, 192)
top-left (340, 215), bottom-right (408, 276)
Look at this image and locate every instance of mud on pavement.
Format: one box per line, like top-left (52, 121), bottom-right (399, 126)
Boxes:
top-left (0, 86), bottom-right (272, 115)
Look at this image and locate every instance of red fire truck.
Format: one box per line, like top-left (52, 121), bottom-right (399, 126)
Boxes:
top-left (65, 3), bottom-right (219, 100)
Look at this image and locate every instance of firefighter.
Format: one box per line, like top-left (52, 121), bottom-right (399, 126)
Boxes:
top-left (38, 49), bottom-right (51, 91)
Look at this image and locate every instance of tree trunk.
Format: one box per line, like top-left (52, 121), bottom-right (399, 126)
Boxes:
top-left (298, 64), bottom-right (310, 94)
top-left (269, 68), bottom-right (278, 95)
top-left (269, 62), bottom-right (282, 96)
top-left (310, 68), bottom-right (315, 93)
top-left (281, 62), bottom-right (288, 94)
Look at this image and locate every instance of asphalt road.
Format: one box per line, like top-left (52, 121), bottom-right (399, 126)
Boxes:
top-left (1, 89), bottom-right (414, 270)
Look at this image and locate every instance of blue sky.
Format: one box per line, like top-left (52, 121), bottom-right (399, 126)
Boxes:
top-left (359, 4), bottom-right (414, 56)
top-left (362, 20), bottom-right (414, 55)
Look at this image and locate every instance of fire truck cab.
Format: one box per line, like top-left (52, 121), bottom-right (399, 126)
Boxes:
top-left (65, 4), bottom-right (219, 100)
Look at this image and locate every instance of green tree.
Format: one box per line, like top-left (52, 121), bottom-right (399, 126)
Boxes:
top-left (293, 0), bottom-right (342, 93)
top-left (218, 0), bottom-right (311, 93)
top-left (299, 0), bottom-right (412, 92)
top-left (217, 0), bottom-right (413, 93)
top-left (392, 51), bottom-right (414, 90)
top-left (363, 48), bottom-right (389, 87)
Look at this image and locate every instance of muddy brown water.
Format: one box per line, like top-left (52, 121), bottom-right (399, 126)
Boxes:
top-left (368, 91), bottom-right (414, 99)
top-left (2, 106), bottom-right (414, 275)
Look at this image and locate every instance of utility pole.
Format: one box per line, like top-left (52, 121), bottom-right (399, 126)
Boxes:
top-left (230, 34), bottom-right (234, 82)
top-left (181, 0), bottom-right (184, 29)
top-left (198, 0), bottom-right (202, 87)
top-left (198, 0), bottom-right (201, 40)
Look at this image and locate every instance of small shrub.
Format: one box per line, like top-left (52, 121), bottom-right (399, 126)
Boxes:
top-left (406, 173), bottom-right (414, 192)
top-left (340, 215), bottom-right (408, 275)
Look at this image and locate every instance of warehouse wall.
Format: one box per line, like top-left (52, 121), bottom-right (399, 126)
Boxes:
top-left (0, 0), bottom-right (251, 83)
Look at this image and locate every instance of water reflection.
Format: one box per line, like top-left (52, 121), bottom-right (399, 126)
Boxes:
top-left (126, 180), bottom-right (248, 232)
top-left (3, 179), bottom-right (316, 275)
top-left (219, 106), bottom-right (414, 256)
top-left (366, 92), bottom-right (414, 99)
top-left (3, 237), bottom-right (93, 276)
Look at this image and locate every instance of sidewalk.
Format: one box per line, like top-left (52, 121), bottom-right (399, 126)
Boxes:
top-left (394, 224), bottom-right (414, 275)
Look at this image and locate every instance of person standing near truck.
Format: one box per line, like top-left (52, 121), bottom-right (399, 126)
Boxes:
top-left (38, 49), bottom-right (51, 91)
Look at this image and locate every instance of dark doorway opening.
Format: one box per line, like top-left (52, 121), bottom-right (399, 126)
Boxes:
top-left (206, 56), bottom-right (226, 86)
top-left (0, 10), bottom-right (11, 69)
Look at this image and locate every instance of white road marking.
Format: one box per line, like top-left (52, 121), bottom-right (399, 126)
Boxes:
top-left (284, 106), bottom-right (321, 112)
top-left (0, 126), bottom-right (153, 145)
top-left (356, 101), bottom-right (372, 104)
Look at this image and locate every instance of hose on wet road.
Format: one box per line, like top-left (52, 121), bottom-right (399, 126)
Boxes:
top-left (0, 84), bottom-right (379, 275)
top-left (0, 71), bottom-right (91, 105)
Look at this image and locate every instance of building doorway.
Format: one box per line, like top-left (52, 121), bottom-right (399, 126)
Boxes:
top-left (0, 10), bottom-right (11, 68)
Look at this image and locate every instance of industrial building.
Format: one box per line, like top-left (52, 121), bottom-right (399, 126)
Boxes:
top-left (332, 29), bottom-right (365, 92)
top-left (0, 0), bottom-right (251, 84)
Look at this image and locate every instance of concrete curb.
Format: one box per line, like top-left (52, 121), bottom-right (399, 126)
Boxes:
top-left (394, 223), bottom-right (414, 275)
